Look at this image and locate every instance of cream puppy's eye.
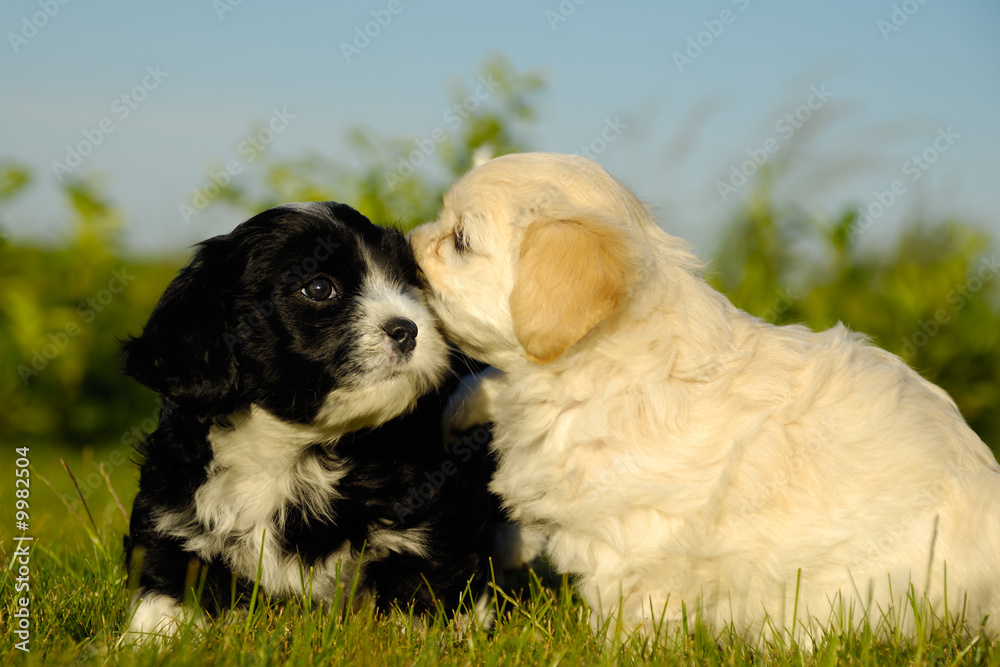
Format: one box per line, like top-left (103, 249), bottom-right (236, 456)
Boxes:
top-left (453, 224), bottom-right (470, 254)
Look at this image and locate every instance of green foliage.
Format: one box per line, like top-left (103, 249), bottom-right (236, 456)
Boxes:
top-left (0, 175), bottom-right (178, 446)
top-left (0, 161), bottom-right (31, 205)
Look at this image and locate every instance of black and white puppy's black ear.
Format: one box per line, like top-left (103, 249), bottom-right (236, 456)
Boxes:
top-left (122, 238), bottom-right (239, 418)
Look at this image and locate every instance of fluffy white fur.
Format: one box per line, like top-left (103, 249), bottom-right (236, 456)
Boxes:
top-left (409, 151), bottom-right (1000, 643)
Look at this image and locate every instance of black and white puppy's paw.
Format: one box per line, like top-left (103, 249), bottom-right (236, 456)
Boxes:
top-left (122, 202), bottom-right (503, 644)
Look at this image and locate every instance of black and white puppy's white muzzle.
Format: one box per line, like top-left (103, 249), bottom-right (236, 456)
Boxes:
top-left (121, 202), bottom-right (502, 643)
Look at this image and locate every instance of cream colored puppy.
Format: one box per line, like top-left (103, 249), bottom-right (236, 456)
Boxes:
top-left (409, 152), bottom-right (1000, 642)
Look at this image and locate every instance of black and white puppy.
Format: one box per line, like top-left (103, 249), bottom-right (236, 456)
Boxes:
top-left (122, 202), bottom-right (501, 642)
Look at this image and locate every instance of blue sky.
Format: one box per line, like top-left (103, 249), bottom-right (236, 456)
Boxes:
top-left (3, 0), bottom-right (998, 257)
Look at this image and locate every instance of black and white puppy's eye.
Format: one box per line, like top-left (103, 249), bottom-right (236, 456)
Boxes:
top-left (301, 277), bottom-right (337, 301)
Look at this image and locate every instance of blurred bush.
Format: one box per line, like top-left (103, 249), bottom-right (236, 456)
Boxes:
top-left (0, 167), bottom-right (179, 446)
top-left (1, 56), bottom-right (997, 453)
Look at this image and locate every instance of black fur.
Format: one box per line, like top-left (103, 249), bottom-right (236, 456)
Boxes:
top-left (122, 202), bottom-right (499, 633)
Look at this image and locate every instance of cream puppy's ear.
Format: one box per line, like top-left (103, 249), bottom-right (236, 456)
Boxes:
top-left (510, 213), bottom-right (636, 363)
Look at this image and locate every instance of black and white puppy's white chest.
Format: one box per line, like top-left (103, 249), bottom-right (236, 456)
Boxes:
top-left (155, 408), bottom-right (441, 603)
top-left (123, 202), bottom-right (500, 642)
top-left (153, 409), bottom-right (354, 601)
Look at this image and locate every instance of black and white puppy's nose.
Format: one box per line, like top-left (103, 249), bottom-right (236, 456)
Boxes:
top-left (382, 317), bottom-right (418, 355)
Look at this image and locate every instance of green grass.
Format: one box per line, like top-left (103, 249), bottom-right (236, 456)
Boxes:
top-left (4, 443), bottom-right (1000, 666)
